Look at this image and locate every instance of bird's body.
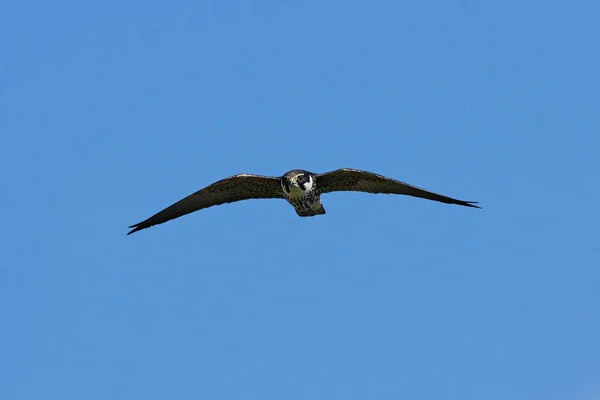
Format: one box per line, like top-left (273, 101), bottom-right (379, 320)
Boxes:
top-left (127, 168), bottom-right (480, 235)
top-left (280, 169), bottom-right (326, 217)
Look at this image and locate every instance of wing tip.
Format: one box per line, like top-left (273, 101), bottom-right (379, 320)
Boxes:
top-left (462, 201), bottom-right (481, 209)
top-left (127, 223), bottom-right (145, 235)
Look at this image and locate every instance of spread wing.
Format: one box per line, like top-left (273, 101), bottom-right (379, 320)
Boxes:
top-left (317, 168), bottom-right (480, 208)
top-left (128, 174), bottom-right (284, 235)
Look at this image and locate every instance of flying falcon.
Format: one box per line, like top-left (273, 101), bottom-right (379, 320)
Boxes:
top-left (127, 168), bottom-right (480, 234)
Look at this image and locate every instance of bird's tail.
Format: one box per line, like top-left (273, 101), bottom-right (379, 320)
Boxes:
top-left (296, 204), bottom-right (326, 217)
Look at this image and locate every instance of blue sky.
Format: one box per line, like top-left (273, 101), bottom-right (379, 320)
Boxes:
top-left (1, 0), bottom-right (599, 399)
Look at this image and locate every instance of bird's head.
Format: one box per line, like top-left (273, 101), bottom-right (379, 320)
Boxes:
top-left (281, 170), bottom-right (314, 195)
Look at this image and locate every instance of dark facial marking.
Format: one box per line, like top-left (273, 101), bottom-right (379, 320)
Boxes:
top-left (297, 174), bottom-right (307, 190)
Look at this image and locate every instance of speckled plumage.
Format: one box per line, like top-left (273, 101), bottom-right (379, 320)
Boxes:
top-left (279, 169), bottom-right (324, 216)
top-left (127, 168), bottom-right (480, 234)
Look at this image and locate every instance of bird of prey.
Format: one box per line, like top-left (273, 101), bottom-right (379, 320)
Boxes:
top-left (127, 168), bottom-right (480, 235)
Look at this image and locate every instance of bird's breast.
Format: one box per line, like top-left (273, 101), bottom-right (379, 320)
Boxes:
top-left (284, 187), bottom-right (320, 211)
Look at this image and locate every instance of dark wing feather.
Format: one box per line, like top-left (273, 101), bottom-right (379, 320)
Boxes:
top-left (127, 174), bottom-right (283, 234)
top-left (317, 168), bottom-right (480, 208)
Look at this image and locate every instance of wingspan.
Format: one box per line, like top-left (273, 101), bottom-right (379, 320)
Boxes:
top-left (317, 168), bottom-right (480, 208)
top-left (127, 174), bottom-right (284, 235)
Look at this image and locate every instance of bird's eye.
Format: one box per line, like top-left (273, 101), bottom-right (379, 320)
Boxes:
top-left (297, 174), bottom-right (304, 181)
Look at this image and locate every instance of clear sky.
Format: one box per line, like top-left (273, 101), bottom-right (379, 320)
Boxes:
top-left (1, 1), bottom-right (599, 399)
